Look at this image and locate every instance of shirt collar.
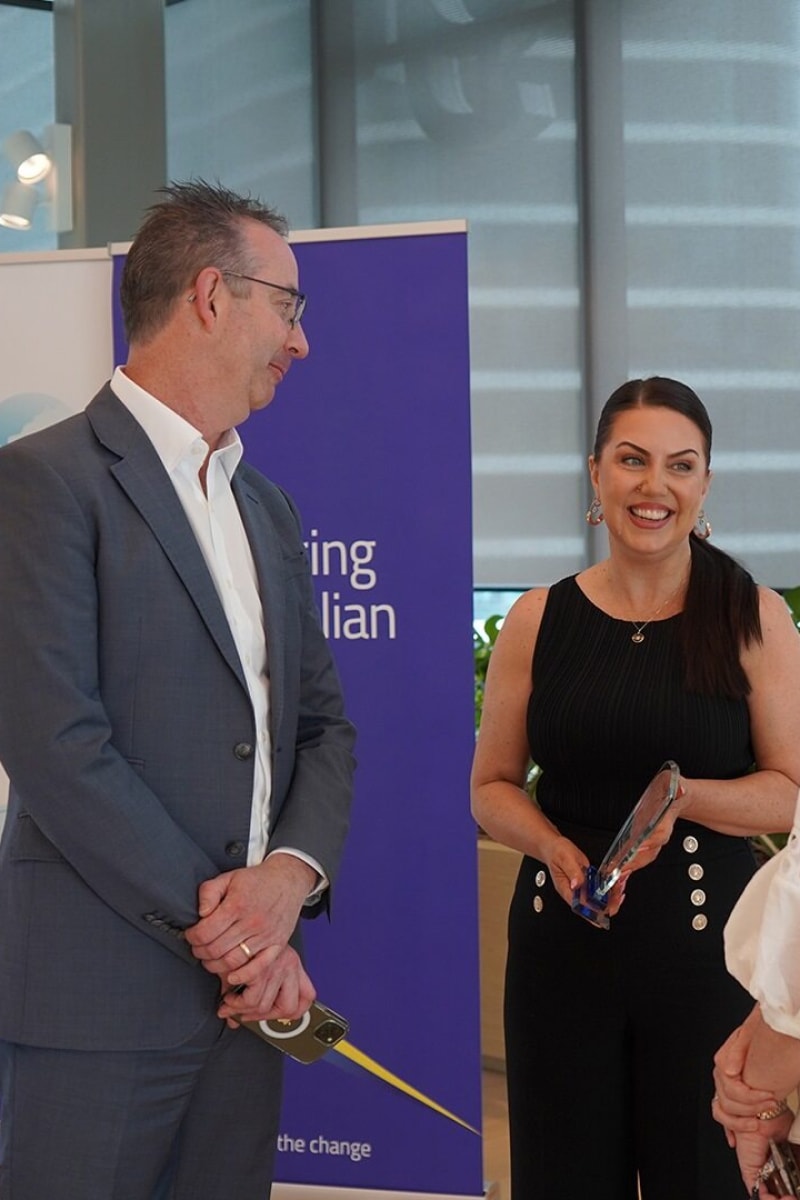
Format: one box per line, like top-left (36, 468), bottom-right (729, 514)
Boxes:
top-left (110, 365), bottom-right (243, 477)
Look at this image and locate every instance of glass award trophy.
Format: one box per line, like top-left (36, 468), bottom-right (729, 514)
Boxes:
top-left (571, 760), bottom-right (681, 930)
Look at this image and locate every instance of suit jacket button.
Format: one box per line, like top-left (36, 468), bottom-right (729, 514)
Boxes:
top-left (225, 841), bottom-right (246, 858)
top-left (233, 742), bottom-right (254, 760)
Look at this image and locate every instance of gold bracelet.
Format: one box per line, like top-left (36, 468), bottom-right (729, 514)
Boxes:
top-left (756, 1099), bottom-right (791, 1121)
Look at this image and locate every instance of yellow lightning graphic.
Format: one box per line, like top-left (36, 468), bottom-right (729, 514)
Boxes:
top-left (331, 1039), bottom-right (480, 1136)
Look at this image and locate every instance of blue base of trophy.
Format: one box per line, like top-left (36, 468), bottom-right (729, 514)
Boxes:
top-left (571, 865), bottom-right (611, 931)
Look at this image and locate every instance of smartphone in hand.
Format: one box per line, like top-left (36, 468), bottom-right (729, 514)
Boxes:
top-left (241, 1001), bottom-right (349, 1064)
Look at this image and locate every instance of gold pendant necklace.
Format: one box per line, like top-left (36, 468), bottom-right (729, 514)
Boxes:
top-left (627, 571), bottom-right (688, 644)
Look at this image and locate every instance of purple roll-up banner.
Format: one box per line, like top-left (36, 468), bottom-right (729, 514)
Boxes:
top-left (113, 221), bottom-right (483, 1198)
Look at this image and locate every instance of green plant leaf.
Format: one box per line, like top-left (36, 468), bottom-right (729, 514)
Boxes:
top-left (782, 586), bottom-right (800, 631)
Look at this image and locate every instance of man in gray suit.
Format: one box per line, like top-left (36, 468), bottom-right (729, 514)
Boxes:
top-left (0, 181), bottom-right (356, 1199)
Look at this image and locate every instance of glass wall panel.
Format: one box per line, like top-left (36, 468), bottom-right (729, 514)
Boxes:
top-left (0, 6), bottom-right (55, 253)
top-left (6, 0), bottom-right (795, 588)
top-left (333, 0), bottom-right (582, 587)
top-left (164, 0), bottom-right (316, 228)
top-left (621, 0), bottom-right (800, 586)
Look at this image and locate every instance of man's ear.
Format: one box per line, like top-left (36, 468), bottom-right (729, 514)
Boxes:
top-left (192, 267), bottom-right (222, 329)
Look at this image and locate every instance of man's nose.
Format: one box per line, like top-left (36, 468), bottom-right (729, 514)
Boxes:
top-left (287, 322), bottom-right (309, 359)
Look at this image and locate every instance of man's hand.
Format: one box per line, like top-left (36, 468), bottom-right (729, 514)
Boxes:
top-left (185, 853), bottom-right (318, 1026)
top-left (218, 943), bottom-right (317, 1027)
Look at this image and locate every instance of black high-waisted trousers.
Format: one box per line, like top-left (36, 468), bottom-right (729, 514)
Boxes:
top-left (504, 818), bottom-right (756, 1200)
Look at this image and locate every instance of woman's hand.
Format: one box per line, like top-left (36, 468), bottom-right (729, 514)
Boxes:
top-left (730, 1127), bottom-right (779, 1196)
top-left (543, 834), bottom-right (591, 907)
top-left (713, 1017), bottom-right (779, 1139)
top-left (621, 778), bottom-right (689, 877)
top-left (544, 833), bottom-right (634, 915)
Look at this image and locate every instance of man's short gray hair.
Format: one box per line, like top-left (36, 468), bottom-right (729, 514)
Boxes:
top-left (120, 179), bottom-right (289, 345)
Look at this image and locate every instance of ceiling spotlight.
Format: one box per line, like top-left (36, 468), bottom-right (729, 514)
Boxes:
top-left (0, 179), bottom-right (37, 230)
top-left (3, 129), bottom-right (52, 184)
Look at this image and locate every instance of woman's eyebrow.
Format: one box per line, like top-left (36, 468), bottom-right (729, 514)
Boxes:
top-left (614, 440), bottom-right (699, 457)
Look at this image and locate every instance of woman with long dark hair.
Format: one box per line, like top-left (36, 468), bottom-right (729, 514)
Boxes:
top-left (471, 377), bottom-right (800, 1199)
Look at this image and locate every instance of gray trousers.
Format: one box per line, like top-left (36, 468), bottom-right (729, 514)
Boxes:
top-left (0, 1014), bottom-right (282, 1200)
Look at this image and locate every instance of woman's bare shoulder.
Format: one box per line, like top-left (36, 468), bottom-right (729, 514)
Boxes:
top-left (740, 585), bottom-right (800, 688)
top-left (507, 585), bottom-right (550, 623)
top-left (494, 587), bottom-right (550, 658)
top-left (748, 585), bottom-right (800, 661)
top-left (757, 584), bottom-right (797, 626)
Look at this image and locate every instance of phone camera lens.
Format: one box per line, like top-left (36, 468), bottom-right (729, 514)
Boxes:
top-left (314, 1019), bottom-right (344, 1045)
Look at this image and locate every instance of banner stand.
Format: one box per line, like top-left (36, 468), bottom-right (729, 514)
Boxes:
top-left (1, 224), bottom-right (483, 1198)
top-left (273, 1181), bottom-right (500, 1200)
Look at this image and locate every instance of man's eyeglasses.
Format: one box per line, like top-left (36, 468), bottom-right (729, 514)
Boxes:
top-left (221, 271), bottom-right (306, 328)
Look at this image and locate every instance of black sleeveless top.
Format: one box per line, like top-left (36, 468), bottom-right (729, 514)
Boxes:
top-left (527, 575), bottom-right (754, 832)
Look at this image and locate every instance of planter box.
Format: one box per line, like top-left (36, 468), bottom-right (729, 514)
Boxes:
top-left (478, 839), bottom-right (522, 1070)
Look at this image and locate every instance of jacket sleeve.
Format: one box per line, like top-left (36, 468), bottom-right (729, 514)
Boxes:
top-left (254, 481), bottom-right (357, 917)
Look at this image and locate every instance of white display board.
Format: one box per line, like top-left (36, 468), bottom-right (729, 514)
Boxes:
top-left (0, 247), bottom-right (115, 831)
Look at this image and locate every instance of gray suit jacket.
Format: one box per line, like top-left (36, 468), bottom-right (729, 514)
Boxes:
top-left (0, 384), bottom-right (355, 1051)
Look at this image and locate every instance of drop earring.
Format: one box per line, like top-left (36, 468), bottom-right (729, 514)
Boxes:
top-left (693, 509), bottom-right (712, 540)
top-left (586, 496), bottom-right (604, 526)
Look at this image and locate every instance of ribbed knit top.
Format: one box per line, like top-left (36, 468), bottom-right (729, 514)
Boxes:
top-left (527, 575), bottom-right (754, 833)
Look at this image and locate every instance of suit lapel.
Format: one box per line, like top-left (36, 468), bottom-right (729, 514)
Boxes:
top-left (86, 387), bottom-right (247, 692)
top-left (232, 472), bottom-right (286, 739)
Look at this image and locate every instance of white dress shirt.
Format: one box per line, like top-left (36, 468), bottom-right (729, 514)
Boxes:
top-left (110, 367), bottom-right (324, 889)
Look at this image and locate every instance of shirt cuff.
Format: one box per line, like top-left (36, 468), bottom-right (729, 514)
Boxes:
top-left (267, 847), bottom-right (329, 904)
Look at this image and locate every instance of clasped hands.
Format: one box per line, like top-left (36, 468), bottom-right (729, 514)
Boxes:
top-left (712, 1013), bottom-right (795, 1196)
top-left (184, 854), bottom-right (317, 1029)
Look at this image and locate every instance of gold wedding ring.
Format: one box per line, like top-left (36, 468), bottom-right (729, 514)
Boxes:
top-left (239, 940), bottom-right (253, 959)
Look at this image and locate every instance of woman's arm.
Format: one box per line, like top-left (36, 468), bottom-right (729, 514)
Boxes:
top-left (742, 1010), bottom-right (800, 1100)
top-left (470, 589), bottom-right (603, 908)
top-left (679, 587), bottom-right (800, 836)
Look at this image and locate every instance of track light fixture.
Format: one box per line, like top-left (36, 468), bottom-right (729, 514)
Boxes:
top-left (3, 130), bottom-right (52, 185)
top-left (0, 179), bottom-right (37, 230)
top-left (0, 125), bottom-right (73, 232)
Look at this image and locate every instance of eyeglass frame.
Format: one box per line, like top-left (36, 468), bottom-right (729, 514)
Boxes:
top-left (220, 270), bottom-right (306, 328)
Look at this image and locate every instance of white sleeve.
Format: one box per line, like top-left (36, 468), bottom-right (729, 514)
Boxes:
top-left (725, 794), bottom-right (800, 1038)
